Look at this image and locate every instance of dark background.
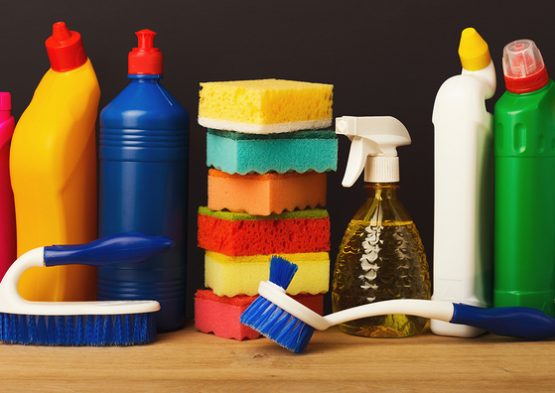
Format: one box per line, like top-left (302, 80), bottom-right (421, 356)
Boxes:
top-left (1, 0), bottom-right (554, 317)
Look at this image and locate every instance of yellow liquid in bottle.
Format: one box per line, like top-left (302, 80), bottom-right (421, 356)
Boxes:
top-left (332, 184), bottom-right (431, 337)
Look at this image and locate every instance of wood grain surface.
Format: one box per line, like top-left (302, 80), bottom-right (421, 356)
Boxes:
top-left (0, 324), bottom-right (554, 392)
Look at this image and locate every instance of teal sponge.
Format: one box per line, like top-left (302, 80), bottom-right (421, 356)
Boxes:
top-left (206, 129), bottom-right (337, 175)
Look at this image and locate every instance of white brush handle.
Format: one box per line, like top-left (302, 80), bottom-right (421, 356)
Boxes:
top-left (0, 245), bottom-right (160, 316)
top-left (259, 281), bottom-right (454, 330)
top-left (0, 247), bottom-right (45, 308)
top-left (324, 299), bottom-right (454, 326)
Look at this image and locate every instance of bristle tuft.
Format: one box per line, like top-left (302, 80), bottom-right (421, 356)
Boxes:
top-left (0, 313), bottom-right (157, 346)
top-left (241, 296), bottom-right (314, 353)
top-left (269, 256), bottom-right (298, 289)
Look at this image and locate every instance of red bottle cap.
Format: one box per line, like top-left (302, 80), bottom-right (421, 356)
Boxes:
top-left (503, 39), bottom-right (549, 94)
top-left (128, 29), bottom-right (163, 75)
top-left (45, 21), bottom-right (87, 72)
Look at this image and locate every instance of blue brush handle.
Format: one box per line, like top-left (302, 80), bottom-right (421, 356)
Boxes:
top-left (43, 233), bottom-right (173, 267)
top-left (451, 303), bottom-right (555, 340)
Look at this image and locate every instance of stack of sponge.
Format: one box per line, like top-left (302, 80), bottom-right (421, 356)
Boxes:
top-left (194, 79), bottom-right (337, 340)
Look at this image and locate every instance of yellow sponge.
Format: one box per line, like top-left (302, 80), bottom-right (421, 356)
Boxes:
top-left (205, 251), bottom-right (329, 296)
top-left (198, 79), bottom-right (333, 134)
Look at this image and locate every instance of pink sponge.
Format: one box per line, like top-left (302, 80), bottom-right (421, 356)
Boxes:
top-left (194, 289), bottom-right (324, 340)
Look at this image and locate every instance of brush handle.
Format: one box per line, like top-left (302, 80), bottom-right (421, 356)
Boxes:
top-left (0, 233), bottom-right (169, 313)
top-left (44, 233), bottom-right (173, 267)
top-left (451, 304), bottom-right (555, 340)
top-left (322, 299), bottom-right (454, 329)
top-left (259, 280), bottom-right (555, 340)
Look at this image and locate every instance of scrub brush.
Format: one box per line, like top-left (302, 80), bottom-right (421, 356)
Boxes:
top-left (241, 257), bottom-right (555, 353)
top-left (0, 233), bottom-right (171, 346)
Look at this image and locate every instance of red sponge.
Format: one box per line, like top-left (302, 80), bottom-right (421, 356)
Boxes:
top-left (197, 207), bottom-right (330, 255)
top-left (194, 289), bottom-right (324, 340)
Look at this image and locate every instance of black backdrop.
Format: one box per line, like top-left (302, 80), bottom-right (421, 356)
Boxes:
top-left (2, 0), bottom-right (554, 317)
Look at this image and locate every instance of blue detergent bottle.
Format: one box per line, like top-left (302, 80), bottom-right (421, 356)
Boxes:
top-left (98, 29), bottom-right (189, 332)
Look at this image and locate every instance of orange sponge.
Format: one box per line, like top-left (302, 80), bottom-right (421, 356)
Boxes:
top-left (197, 206), bottom-right (330, 255)
top-left (207, 169), bottom-right (326, 215)
top-left (194, 289), bottom-right (324, 340)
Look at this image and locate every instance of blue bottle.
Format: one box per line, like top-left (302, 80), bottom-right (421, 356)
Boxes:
top-left (98, 29), bottom-right (189, 332)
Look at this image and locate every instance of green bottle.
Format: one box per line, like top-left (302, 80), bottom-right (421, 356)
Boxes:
top-left (494, 39), bottom-right (555, 315)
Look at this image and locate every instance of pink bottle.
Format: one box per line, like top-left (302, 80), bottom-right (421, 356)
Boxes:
top-left (0, 92), bottom-right (16, 280)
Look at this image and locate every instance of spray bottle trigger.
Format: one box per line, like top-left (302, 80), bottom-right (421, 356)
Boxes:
top-left (336, 116), bottom-right (411, 187)
top-left (342, 137), bottom-right (380, 187)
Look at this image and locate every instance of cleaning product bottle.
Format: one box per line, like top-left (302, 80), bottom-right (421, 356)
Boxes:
top-left (0, 92), bottom-right (15, 280)
top-left (431, 27), bottom-right (496, 337)
top-left (10, 21), bottom-right (100, 301)
top-left (332, 116), bottom-right (431, 337)
top-left (98, 29), bottom-right (189, 332)
top-left (494, 39), bottom-right (555, 316)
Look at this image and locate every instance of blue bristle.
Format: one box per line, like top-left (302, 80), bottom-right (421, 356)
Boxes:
top-left (64, 316), bottom-right (73, 343)
top-left (55, 317), bottom-right (64, 345)
top-left (0, 313), bottom-right (157, 346)
top-left (113, 314), bottom-right (122, 344)
top-left (49, 317), bottom-right (58, 344)
top-left (74, 315), bottom-right (83, 345)
top-left (133, 313), bottom-right (142, 342)
top-left (103, 315), bottom-right (113, 345)
top-left (241, 297), bottom-right (314, 353)
top-left (269, 256), bottom-right (298, 288)
top-left (28, 315), bottom-right (37, 343)
top-left (240, 256), bottom-right (314, 353)
top-left (37, 316), bottom-right (47, 343)
top-left (17, 315), bottom-right (28, 343)
top-left (122, 313), bottom-right (130, 341)
top-left (94, 314), bottom-right (104, 344)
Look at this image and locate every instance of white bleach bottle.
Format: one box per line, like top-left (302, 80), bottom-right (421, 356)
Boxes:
top-left (431, 27), bottom-right (496, 337)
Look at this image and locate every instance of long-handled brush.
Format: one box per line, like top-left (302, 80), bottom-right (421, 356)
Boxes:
top-left (0, 233), bottom-right (172, 346)
top-left (241, 256), bottom-right (555, 353)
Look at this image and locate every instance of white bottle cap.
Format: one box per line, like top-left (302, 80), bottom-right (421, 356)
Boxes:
top-left (365, 157), bottom-right (399, 183)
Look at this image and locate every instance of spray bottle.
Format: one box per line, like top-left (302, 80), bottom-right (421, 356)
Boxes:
top-left (431, 27), bottom-right (495, 337)
top-left (332, 116), bottom-right (431, 338)
top-left (494, 39), bottom-right (555, 315)
top-left (0, 92), bottom-right (15, 280)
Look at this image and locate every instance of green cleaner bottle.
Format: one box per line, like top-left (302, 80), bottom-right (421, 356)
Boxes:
top-left (332, 116), bottom-right (431, 337)
top-left (494, 39), bottom-right (555, 315)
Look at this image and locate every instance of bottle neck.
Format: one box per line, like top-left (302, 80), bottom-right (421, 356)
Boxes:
top-left (128, 74), bottom-right (161, 81)
top-left (461, 61), bottom-right (496, 99)
top-left (354, 182), bottom-right (412, 223)
top-left (365, 182), bottom-right (399, 200)
top-left (0, 110), bottom-right (11, 122)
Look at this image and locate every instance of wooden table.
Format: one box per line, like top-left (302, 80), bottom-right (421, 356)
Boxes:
top-left (1, 324), bottom-right (554, 392)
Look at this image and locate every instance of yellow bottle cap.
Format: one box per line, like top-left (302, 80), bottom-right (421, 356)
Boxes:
top-left (458, 27), bottom-right (491, 71)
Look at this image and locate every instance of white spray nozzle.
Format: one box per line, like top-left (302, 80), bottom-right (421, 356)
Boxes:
top-left (336, 116), bottom-right (411, 187)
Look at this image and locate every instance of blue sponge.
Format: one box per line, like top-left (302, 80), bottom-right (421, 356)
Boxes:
top-left (206, 129), bottom-right (337, 174)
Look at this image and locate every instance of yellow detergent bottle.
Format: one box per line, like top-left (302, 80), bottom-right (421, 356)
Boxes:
top-left (10, 21), bottom-right (100, 301)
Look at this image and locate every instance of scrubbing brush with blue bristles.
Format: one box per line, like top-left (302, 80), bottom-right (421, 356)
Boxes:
top-left (0, 233), bottom-right (172, 346)
top-left (241, 256), bottom-right (555, 353)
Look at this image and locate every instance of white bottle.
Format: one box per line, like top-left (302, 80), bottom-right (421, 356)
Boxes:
top-left (431, 27), bottom-right (496, 337)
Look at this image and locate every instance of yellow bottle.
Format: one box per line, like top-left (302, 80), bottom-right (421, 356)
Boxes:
top-left (10, 21), bottom-right (100, 301)
top-left (333, 116), bottom-right (431, 337)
